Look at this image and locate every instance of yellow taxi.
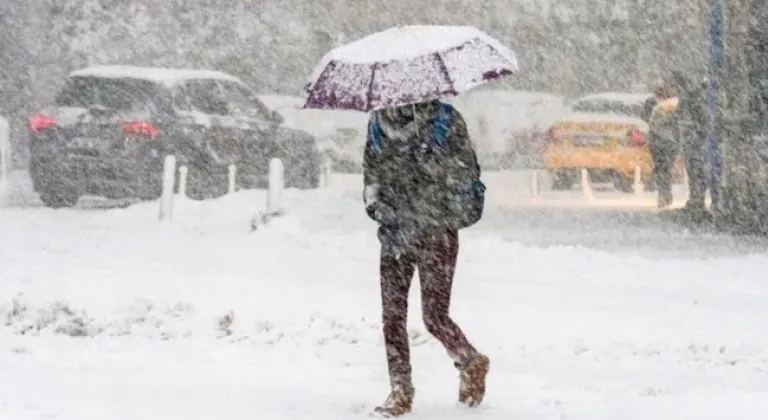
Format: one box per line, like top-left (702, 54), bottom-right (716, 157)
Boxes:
top-left (543, 92), bottom-right (683, 192)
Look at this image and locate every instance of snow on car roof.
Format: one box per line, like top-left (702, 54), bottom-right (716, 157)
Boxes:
top-left (68, 65), bottom-right (244, 87)
top-left (256, 94), bottom-right (367, 136)
top-left (577, 92), bottom-right (653, 105)
top-left (257, 94), bottom-right (305, 111)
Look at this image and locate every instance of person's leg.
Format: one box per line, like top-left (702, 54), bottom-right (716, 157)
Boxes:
top-left (375, 249), bottom-right (417, 416)
top-left (685, 140), bottom-right (707, 210)
top-left (708, 139), bottom-right (724, 213)
top-left (650, 139), bottom-right (669, 201)
top-left (416, 229), bottom-right (477, 362)
top-left (656, 145), bottom-right (676, 207)
top-left (416, 228), bottom-right (489, 407)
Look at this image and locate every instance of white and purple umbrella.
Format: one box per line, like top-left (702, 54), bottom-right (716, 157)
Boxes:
top-left (303, 25), bottom-right (519, 112)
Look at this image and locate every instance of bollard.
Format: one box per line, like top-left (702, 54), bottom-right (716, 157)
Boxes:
top-left (266, 158), bottom-right (284, 213)
top-left (320, 158), bottom-right (333, 188)
top-left (177, 166), bottom-right (188, 197)
top-left (251, 158), bottom-right (286, 232)
top-left (530, 169), bottom-right (540, 197)
top-left (158, 155), bottom-right (176, 221)
top-left (227, 164), bottom-right (237, 194)
top-left (633, 166), bottom-right (643, 196)
top-left (580, 168), bottom-right (595, 201)
top-left (0, 116), bottom-right (9, 200)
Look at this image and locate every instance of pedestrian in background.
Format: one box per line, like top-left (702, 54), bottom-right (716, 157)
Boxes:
top-left (648, 80), bottom-right (680, 208)
top-left (643, 79), bottom-right (665, 192)
top-left (674, 73), bottom-right (711, 214)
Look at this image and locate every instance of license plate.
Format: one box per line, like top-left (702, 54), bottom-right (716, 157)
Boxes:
top-left (69, 137), bottom-right (100, 149)
top-left (573, 136), bottom-right (607, 147)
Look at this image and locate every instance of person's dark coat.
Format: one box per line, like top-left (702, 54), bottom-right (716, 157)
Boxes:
top-left (362, 101), bottom-right (482, 255)
top-left (671, 72), bottom-right (707, 144)
top-left (643, 96), bottom-right (659, 123)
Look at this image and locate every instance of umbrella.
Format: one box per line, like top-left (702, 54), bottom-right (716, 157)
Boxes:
top-left (303, 25), bottom-right (518, 112)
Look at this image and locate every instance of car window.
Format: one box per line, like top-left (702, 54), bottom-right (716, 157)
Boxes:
top-left (218, 81), bottom-right (272, 120)
top-left (55, 77), bottom-right (160, 111)
top-left (572, 99), bottom-right (644, 118)
top-left (174, 79), bottom-right (230, 116)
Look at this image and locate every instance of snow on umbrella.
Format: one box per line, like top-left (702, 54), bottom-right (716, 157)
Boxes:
top-left (303, 25), bottom-right (519, 112)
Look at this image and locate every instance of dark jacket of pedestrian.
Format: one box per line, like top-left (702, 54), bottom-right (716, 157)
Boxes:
top-left (362, 100), bottom-right (485, 256)
top-left (672, 73), bottom-right (711, 210)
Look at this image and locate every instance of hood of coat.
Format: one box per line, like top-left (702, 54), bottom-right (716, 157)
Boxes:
top-left (374, 100), bottom-right (441, 143)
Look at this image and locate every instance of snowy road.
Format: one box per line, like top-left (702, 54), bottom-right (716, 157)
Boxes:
top-left (1, 170), bottom-right (768, 419)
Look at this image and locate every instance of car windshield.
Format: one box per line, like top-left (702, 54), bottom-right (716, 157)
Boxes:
top-left (55, 76), bottom-right (160, 110)
top-left (571, 99), bottom-right (644, 118)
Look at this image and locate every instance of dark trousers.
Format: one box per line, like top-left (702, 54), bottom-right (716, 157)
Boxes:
top-left (683, 140), bottom-right (708, 209)
top-left (650, 138), bottom-right (679, 204)
top-left (380, 228), bottom-right (477, 388)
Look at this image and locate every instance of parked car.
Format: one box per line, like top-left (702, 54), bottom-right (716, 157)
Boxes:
top-left (256, 94), bottom-right (366, 173)
top-left (543, 91), bottom-right (684, 192)
top-left (27, 65), bottom-right (322, 208)
top-left (447, 88), bottom-right (568, 170)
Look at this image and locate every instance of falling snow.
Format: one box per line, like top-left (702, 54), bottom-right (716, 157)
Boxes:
top-left (1, 1), bottom-right (768, 420)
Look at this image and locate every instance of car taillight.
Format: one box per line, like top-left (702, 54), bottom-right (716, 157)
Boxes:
top-left (122, 122), bottom-right (159, 138)
top-left (628, 129), bottom-right (646, 146)
top-left (547, 127), bottom-right (561, 141)
top-left (30, 115), bottom-right (56, 132)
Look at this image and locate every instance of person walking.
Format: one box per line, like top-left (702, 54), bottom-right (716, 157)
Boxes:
top-left (362, 99), bottom-right (490, 417)
top-left (674, 74), bottom-right (710, 214)
top-left (648, 80), bottom-right (681, 208)
top-left (643, 79), bottom-right (665, 192)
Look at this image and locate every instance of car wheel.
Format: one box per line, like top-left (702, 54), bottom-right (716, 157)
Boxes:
top-left (288, 157), bottom-right (321, 190)
top-left (280, 146), bottom-right (321, 190)
top-left (38, 185), bottom-right (79, 208)
top-left (612, 172), bottom-right (634, 193)
top-left (184, 161), bottom-right (229, 200)
top-left (551, 170), bottom-right (576, 190)
top-left (29, 160), bottom-right (80, 208)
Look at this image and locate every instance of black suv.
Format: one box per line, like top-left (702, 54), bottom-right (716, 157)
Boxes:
top-left (28, 65), bottom-right (321, 208)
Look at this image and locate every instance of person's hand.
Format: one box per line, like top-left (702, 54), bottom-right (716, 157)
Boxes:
top-left (378, 223), bottom-right (417, 257)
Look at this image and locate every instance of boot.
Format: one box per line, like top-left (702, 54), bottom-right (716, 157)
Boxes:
top-left (456, 354), bottom-right (490, 407)
top-left (373, 383), bottom-right (414, 417)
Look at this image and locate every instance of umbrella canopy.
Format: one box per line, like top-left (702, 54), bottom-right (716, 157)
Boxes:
top-left (303, 25), bottom-right (518, 112)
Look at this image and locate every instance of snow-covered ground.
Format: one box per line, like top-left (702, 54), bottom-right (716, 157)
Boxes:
top-left (2, 170), bottom-right (768, 420)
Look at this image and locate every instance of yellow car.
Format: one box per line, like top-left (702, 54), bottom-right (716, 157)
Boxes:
top-left (544, 92), bottom-right (683, 192)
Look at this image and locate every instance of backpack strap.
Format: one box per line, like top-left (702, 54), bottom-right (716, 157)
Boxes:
top-left (367, 115), bottom-right (384, 154)
top-left (368, 102), bottom-right (454, 155)
top-left (430, 102), bottom-right (453, 148)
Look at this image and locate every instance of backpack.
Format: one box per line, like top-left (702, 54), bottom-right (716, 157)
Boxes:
top-left (367, 102), bottom-right (486, 229)
top-left (649, 97), bottom-right (680, 144)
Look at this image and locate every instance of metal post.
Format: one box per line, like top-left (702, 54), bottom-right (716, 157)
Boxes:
top-left (530, 169), bottom-right (540, 197)
top-left (580, 168), bottom-right (594, 202)
top-left (0, 116), bottom-right (10, 204)
top-left (633, 166), bottom-right (643, 196)
top-left (177, 166), bottom-right (188, 198)
top-left (159, 155), bottom-right (177, 221)
top-left (718, 0), bottom-right (758, 229)
top-left (227, 164), bottom-right (237, 194)
top-left (266, 158), bottom-right (284, 214)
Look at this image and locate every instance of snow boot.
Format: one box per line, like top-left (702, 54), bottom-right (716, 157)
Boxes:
top-left (456, 354), bottom-right (490, 407)
top-left (373, 383), bottom-right (414, 417)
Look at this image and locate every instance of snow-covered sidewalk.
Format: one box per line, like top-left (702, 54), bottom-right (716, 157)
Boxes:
top-left (1, 176), bottom-right (768, 419)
